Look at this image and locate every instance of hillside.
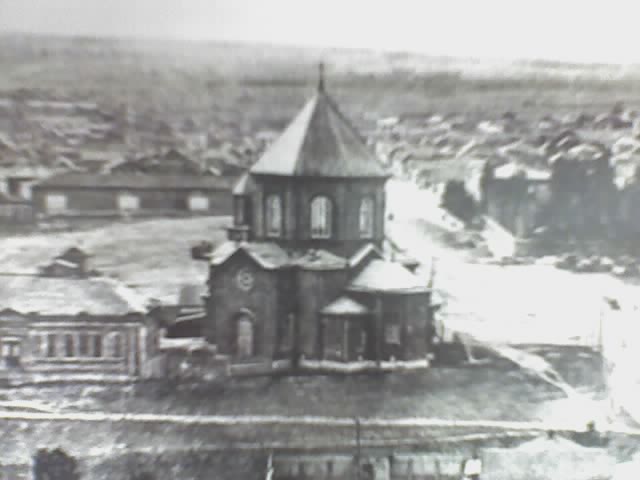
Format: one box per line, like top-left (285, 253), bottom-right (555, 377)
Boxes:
top-left (3, 34), bottom-right (640, 132)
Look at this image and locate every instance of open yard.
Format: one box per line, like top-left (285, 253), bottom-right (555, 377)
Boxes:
top-left (0, 345), bottom-right (607, 468)
top-left (0, 216), bottom-right (230, 302)
top-left (3, 346), bottom-right (602, 420)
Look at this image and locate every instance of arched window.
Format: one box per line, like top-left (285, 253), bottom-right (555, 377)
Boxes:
top-left (359, 197), bottom-right (375, 238)
top-left (310, 196), bottom-right (333, 238)
top-left (235, 312), bottom-right (255, 357)
top-left (265, 194), bottom-right (282, 237)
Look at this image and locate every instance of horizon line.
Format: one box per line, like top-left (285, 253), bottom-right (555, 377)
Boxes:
top-left (0, 30), bottom-right (634, 71)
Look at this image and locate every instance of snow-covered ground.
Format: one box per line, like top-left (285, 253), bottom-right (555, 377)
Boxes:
top-left (386, 179), bottom-right (640, 426)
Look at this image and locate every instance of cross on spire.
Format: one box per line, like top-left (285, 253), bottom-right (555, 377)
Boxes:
top-left (318, 62), bottom-right (325, 91)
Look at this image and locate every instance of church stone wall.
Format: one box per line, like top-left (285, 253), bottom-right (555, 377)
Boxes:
top-left (207, 253), bottom-right (287, 361)
top-left (296, 268), bottom-right (350, 359)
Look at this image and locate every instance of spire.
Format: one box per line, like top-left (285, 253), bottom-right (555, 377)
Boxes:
top-left (317, 62), bottom-right (325, 92)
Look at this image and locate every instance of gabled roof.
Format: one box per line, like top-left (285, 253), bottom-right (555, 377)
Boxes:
top-left (209, 241), bottom-right (348, 271)
top-left (209, 242), bottom-right (290, 270)
top-left (321, 296), bottom-right (370, 316)
top-left (0, 274), bottom-right (147, 316)
top-left (292, 249), bottom-right (347, 271)
top-left (349, 243), bottom-right (384, 269)
top-left (347, 259), bottom-right (429, 294)
top-left (250, 87), bottom-right (388, 178)
top-left (232, 172), bottom-right (257, 195)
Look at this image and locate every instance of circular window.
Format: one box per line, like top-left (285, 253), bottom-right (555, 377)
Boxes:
top-left (236, 268), bottom-right (255, 291)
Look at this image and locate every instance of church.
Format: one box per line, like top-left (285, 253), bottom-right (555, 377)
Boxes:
top-left (202, 69), bottom-right (436, 370)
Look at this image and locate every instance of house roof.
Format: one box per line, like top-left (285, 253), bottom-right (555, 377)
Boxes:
top-left (292, 249), bottom-right (347, 270)
top-left (210, 242), bottom-right (291, 270)
top-left (232, 172), bottom-right (257, 195)
top-left (493, 163), bottom-right (552, 181)
top-left (209, 241), bottom-right (348, 271)
top-left (0, 274), bottom-right (147, 316)
top-left (321, 296), bottom-right (370, 316)
top-left (33, 172), bottom-right (234, 191)
top-left (349, 243), bottom-right (384, 268)
top-left (347, 259), bottom-right (429, 293)
top-left (178, 284), bottom-right (204, 306)
top-left (250, 86), bottom-right (389, 178)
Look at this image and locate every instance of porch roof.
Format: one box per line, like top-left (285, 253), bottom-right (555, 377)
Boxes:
top-left (321, 296), bottom-right (370, 316)
top-left (347, 259), bottom-right (429, 294)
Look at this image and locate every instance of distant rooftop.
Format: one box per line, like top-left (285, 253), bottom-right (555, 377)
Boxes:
top-left (34, 172), bottom-right (234, 190)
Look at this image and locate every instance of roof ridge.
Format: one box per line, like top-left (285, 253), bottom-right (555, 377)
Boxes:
top-left (322, 91), bottom-right (369, 147)
top-left (293, 93), bottom-right (321, 176)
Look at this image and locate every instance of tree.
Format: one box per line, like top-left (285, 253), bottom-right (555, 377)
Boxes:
top-left (33, 448), bottom-right (80, 480)
top-left (441, 180), bottom-right (476, 224)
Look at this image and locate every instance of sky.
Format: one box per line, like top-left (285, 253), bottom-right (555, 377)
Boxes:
top-left (0, 0), bottom-right (638, 64)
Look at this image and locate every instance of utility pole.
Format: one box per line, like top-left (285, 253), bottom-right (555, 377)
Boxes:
top-left (355, 417), bottom-right (361, 480)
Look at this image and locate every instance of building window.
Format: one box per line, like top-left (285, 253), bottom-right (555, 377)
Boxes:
top-left (93, 335), bottom-right (103, 358)
top-left (357, 330), bottom-right (368, 355)
top-left (265, 194), bottom-right (283, 237)
top-left (1, 339), bottom-right (21, 367)
top-left (45, 194), bottom-right (67, 213)
top-left (78, 333), bottom-right (90, 357)
top-left (188, 192), bottom-right (209, 211)
top-left (359, 197), bottom-right (375, 238)
top-left (327, 461), bottom-right (334, 477)
top-left (32, 335), bottom-right (43, 357)
top-left (1, 340), bottom-right (20, 358)
top-left (117, 192), bottom-right (140, 211)
top-left (310, 196), bottom-right (333, 238)
top-left (112, 333), bottom-right (123, 358)
top-left (236, 312), bottom-right (255, 357)
top-left (279, 312), bottom-right (294, 352)
top-left (64, 334), bottom-right (74, 357)
top-left (46, 334), bottom-right (57, 357)
top-left (385, 324), bottom-right (401, 345)
top-left (235, 197), bottom-right (245, 225)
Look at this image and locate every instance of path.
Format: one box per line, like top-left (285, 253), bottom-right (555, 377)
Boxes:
top-left (0, 409), bottom-right (634, 434)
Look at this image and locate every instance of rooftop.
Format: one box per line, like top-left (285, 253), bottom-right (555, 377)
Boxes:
top-left (209, 241), bottom-right (348, 271)
top-left (348, 259), bottom-right (429, 293)
top-left (209, 241), bottom-right (290, 270)
top-left (321, 296), bottom-right (370, 316)
top-left (34, 172), bottom-right (234, 191)
top-left (493, 162), bottom-right (552, 181)
top-left (250, 83), bottom-right (388, 179)
top-left (0, 274), bottom-right (147, 317)
top-left (232, 171), bottom-right (257, 195)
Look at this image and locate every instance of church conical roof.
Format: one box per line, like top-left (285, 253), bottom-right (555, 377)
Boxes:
top-left (250, 86), bottom-right (388, 178)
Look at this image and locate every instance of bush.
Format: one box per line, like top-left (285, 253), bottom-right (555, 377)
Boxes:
top-left (33, 448), bottom-right (80, 480)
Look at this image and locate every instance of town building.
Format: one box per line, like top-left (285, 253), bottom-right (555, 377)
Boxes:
top-left (482, 162), bottom-right (552, 239)
top-left (0, 249), bottom-right (158, 383)
top-left (31, 149), bottom-right (237, 218)
top-left (200, 70), bottom-right (436, 372)
top-left (0, 191), bottom-right (33, 225)
top-left (32, 172), bottom-right (234, 220)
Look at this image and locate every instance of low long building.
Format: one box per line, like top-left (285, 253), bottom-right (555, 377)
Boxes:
top-left (0, 267), bottom-right (159, 383)
top-left (31, 172), bottom-right (235, 218)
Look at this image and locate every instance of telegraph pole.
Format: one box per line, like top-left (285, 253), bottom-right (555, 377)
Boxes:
top-left (355, 417), bottom-right (361, 480)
